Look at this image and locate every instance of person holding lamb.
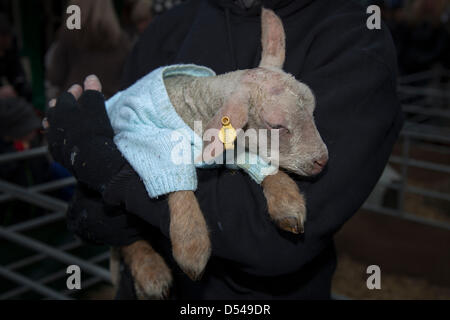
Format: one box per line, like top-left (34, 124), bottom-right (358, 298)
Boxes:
top-left (45, 0), bottom-right (403, 299)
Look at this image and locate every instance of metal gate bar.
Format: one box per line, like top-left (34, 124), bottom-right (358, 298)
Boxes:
top-left (8, 212), bottom-right (65, 232)
top-left (5, 240), bottom-right (82, 271)
top-left (363, 203), bottom-right (450, 231)
top-left (398, 85), bottom-right (450, 99)
top-left (0, 180), bottom-right (68, 212)
top-left (0, 146), bottom-right (48, 164)
top-left (0, 226), bottom-right (110, 282)
top-left (388, 183), bottom-right (450, 203)
top-left (0, 146), bottom-right (110, 300)
top-left (0, 265), bottom-right (71, 300)
top-left (402, 104), bottom-right (450, 119)
top-left (0, 177), bottom-right (76, 203)
top-left (1, 252), bottom-right (109, 300)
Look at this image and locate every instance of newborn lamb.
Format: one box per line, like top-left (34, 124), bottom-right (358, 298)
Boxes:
top-left (105, 8), bottom-right (328, 299)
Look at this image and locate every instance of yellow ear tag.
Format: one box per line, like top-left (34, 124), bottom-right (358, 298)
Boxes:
top-left (218, 116), bottom-right (237, 150)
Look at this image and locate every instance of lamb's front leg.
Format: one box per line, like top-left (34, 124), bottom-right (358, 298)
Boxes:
top-left (262, 171), bottom-right (306, 234)
top-left (168, 191), bottom-right (211, 280)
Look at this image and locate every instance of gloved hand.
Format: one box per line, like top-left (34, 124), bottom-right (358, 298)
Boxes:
top-left (45, 76), bottom-right (126, 193)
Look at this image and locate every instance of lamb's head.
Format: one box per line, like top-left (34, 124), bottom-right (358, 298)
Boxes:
top-left (204, 8), bottom-right (328, 176)
top-left (244, 69), bottom-right (328, 176)
top-left (252, 8), bottom-right (328, 176)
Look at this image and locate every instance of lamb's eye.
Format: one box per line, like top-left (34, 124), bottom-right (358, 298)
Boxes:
top-left (268, 123), bottom-right (290, 134)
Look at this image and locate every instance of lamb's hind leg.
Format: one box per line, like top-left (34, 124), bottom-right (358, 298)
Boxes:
top-left (120, 240), bottom-right (173, 300)
top-left (168, 191), bottom-right (211, 280)
top-left (262, 171), bottom-right (306, 234)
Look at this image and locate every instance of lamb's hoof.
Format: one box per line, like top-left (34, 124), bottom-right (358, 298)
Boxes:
top-left (132, 253), bottom-right (173, 300)
top-left (273, 215), bottom-right (305, 234)
top-left (121, 240), bottom-right (173, 300)
top-left (172, 232), bottom-right (211, 281)
top-left (262, 172), bottom-right (307, 234)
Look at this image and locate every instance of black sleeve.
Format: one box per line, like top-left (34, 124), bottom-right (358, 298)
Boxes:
top-left (103, 14), bottom-right (403, 277)
top-left (67, 183), bottom-right (144, 247)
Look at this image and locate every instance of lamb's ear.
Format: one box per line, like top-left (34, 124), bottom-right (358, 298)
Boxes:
top-left (196, 91), bottom-right (249, 163)
top-left (259, 8), bottom-right (286, 69)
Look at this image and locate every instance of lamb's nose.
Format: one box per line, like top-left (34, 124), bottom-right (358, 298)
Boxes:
top-left (311, 155), bottom-right (328, 174)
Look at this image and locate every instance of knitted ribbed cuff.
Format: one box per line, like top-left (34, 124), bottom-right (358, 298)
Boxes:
top-left (236, 153), bottom-right (278, 184)
top-left (142, 165), bottom-right (198, 198)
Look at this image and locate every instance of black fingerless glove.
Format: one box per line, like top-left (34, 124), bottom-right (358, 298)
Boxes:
top-left (46, 91), bottom-right (126, 193)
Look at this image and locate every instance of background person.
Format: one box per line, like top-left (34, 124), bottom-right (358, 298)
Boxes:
top-left (131, 0), bottom-right (153, 36)
top-left (47, 0), bottom-right (132, 99)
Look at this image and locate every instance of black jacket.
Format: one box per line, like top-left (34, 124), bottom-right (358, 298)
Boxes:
top-left (68, 0), bottom-right (403, 299)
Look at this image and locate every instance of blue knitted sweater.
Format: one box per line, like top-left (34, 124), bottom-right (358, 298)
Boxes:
top-left (105, 65), bottom-right (276, 198)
